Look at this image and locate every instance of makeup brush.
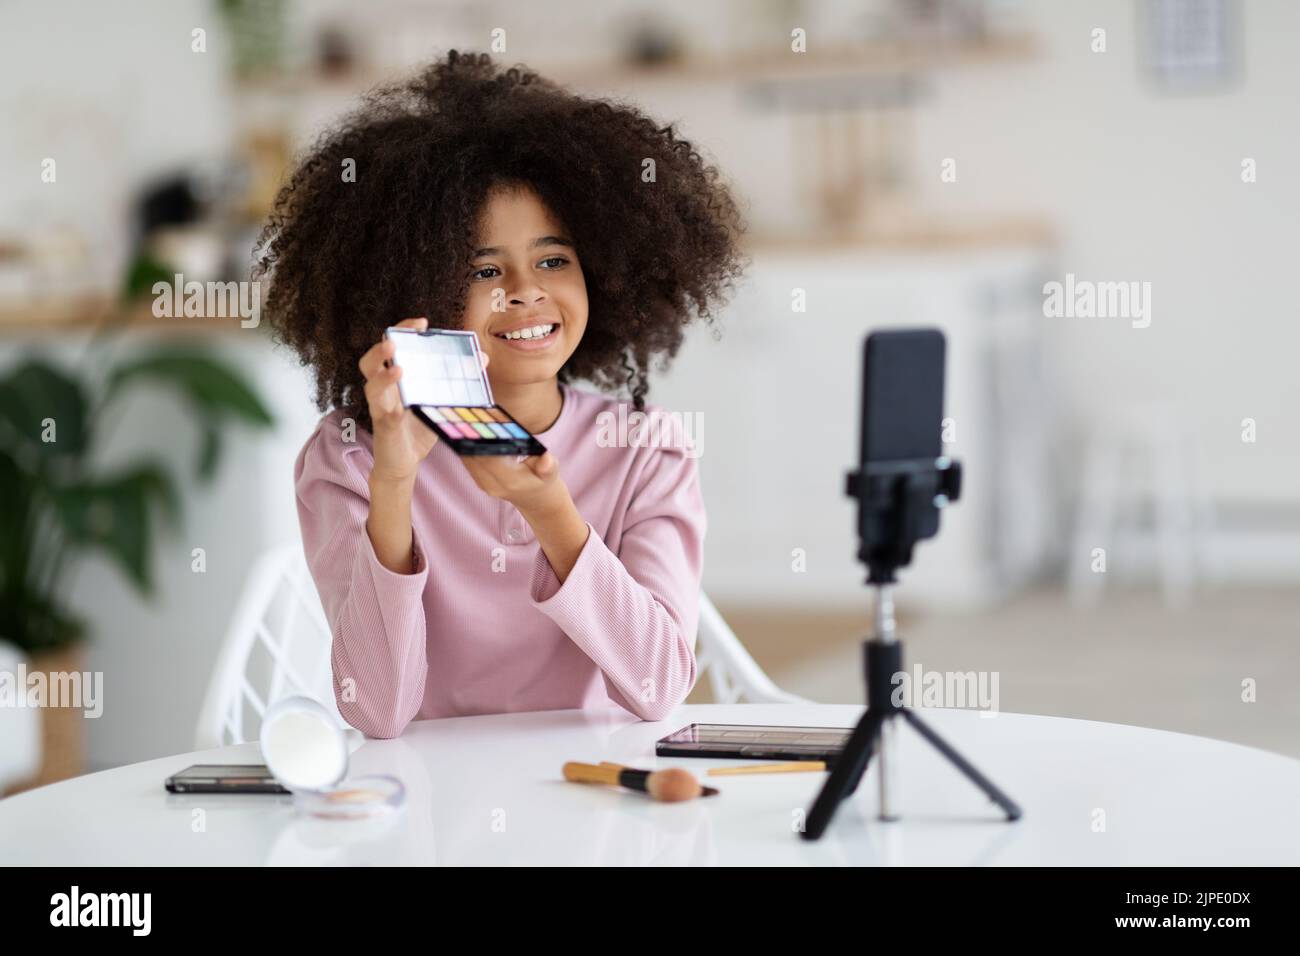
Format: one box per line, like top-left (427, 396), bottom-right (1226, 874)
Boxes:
top-left (597, 761), bottom-right (721, 797)
top-left (563, 762), bottom-right (718, 801)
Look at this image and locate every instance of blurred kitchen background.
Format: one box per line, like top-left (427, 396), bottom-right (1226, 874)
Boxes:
top-left (2, 0), bottom-right (1297, 793)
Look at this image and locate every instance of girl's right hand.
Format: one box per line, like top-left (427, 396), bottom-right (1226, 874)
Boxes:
top-left (360, 317), bottom-right (440, 485)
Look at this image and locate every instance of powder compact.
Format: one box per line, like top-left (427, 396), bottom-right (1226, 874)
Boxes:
top-left (260, 697), bottom-right (405, 820)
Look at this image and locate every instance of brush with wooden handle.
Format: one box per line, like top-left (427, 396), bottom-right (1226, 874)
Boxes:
top-left (564, 762), bottom-right (718, 801)
top-left (708, 761), bottom-right (826, 776)
top-left (600, 761), bottom-right (724, 797)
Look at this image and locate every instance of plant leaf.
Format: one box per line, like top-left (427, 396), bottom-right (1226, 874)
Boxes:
top-left (0, 588), bottom-right (86, 654)
top-left (197, 426), bottom-right (222, 482)
top-left (0, 446), bottom-right (35, 589)
top-left (0, 360), bottom-right (89, 460)
top-left (106, 351), bottom-right (274, 427)
top-left (47, 462), bottom-right (181, 595)
top-left (122, 252), bottom-right (176, 302)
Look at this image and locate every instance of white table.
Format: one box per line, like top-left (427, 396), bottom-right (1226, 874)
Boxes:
top-left (2, 704), bottom-right (1297, 865)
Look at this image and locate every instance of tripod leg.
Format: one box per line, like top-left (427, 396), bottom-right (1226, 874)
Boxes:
top-left (901, 709), bottom-right (1022, 821)
top-left (842, 728), bottom-right (877, 797)
top-left (800, 709), bottom-right (883, 841)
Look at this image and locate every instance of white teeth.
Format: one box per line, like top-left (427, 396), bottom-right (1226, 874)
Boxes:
top-left (499, 323), bottom-right (555, 341)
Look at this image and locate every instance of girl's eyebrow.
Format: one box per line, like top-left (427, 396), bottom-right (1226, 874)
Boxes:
top-left (472, 235), bottom-right (573, 257)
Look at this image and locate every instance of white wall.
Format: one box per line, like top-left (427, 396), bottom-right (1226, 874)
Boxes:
top-left (0, 0), bottom-right (233, 292)
top-left (600, 1), bottom-right (1300, 512)
top-left (7, 0), bottom-right (1295, 509)
top-left (907, 0), bottom-right (1300, 509)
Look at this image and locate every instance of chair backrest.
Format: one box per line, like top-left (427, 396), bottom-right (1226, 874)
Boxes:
top-left (195, 543), bottom-right (342, 749)
top-left (198, 546), bottom-right (809, 749)
top-left (694, 593), bottom-right (811, 705)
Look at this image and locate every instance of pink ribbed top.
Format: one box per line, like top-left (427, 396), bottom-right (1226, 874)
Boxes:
top-left (293, 382), bottom-right (705, 738)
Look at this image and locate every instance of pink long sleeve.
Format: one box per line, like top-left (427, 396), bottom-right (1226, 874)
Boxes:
top-left (294, 419), bottom-right (430, 738)
top-left (291, 384), bottom-right (708, 735)
top-left (528, 441), bottom-right (705, 721)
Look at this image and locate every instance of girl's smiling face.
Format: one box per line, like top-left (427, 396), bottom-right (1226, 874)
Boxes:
top-left (463, 183), bottom-right (588, 389)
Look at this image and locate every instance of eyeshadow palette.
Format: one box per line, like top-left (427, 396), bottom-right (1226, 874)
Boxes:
top-left (385, 327), bottom-right (546, 456)
top-left (655, 723), bottom-right (853, 763)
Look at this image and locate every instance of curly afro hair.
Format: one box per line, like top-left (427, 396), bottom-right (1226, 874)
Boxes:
top-left (255, 49), bottom-right (747, 429)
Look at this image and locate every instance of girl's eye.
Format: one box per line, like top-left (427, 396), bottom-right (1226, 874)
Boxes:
top-left (470, 265), bottom-right (499, 281)
top-left (538, 256), bottom-right (568, 269)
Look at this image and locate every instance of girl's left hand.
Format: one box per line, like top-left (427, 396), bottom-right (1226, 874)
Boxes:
top-left (459, 451), bottom-right (566, 516)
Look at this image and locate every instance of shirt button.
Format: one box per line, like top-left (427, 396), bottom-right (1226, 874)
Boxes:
top-left (506, 529), bottom-right (521, 543)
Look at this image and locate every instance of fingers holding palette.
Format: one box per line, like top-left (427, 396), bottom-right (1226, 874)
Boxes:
top-left (384, 327), bottom-right (546, 456)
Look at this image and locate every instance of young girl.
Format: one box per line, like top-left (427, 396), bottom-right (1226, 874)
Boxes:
top-left (257, 51), bottom-right (745, 738)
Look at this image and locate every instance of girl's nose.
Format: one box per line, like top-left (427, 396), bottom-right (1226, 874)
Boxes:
top-left (508, 284), bottom-right (547, 307)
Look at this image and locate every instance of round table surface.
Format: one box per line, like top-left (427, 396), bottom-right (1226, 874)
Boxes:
top-left (3, 703), bottom-right (1298, 865)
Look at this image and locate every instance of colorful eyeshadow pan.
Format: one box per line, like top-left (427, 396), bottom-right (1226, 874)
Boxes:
top-left (428, 402), bottom-right (533, 445)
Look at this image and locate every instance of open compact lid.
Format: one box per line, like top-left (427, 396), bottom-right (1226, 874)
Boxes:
top-left (259, 697), bottom-right (406, 820)
top-left (260, 697), bottom-right (350, 792)
top-left (388, 327), bottom-right (495, 408)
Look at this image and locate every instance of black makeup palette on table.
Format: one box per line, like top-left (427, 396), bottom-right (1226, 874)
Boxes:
top-left (385, 327), bottom-right (546, 456)
top-left (656, 724), bottom-right (853, 763)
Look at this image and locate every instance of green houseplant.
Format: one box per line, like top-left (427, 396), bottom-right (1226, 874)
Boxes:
top-left (0, 257), bottom-right (274, 786)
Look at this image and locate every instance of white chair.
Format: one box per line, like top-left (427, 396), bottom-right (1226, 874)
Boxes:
top-left (197, 543), bottom-right (808, 747)
top-left (1068, 400), bottom-right (1220, 609)
top-left (694, 594), bottom-right (811, 704)
top-left (195, 543), bottom-right (340, 750)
